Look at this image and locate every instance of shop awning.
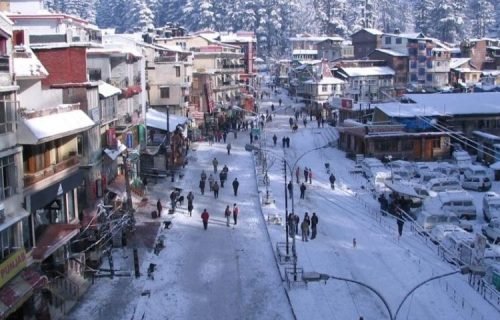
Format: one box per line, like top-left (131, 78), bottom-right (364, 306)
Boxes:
top-left (146, 108), bottom-right (188, 132)
top-left (384, 182), bottom-right (424, 198)
top-left (0, 209), bottom-right (30, 233)
top-left (0, 268), bottom-right (48, 318)
top-left (32, 224), bottom-right (80, 262)
top-left (98, 80), bottom-right (122, 98)
top-left (17, 110), bottom-right (95, 145)
top-left (103, 141), bottom-right (127, 161)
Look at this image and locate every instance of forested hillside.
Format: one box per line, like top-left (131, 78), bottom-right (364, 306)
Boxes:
top-left (44, 0), bottom-right (500, 57)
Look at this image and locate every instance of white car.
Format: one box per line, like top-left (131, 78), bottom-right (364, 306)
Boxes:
top-left (430, 224), bottom-right (468, 244)
top-left (413, 162), bottom-right (432, 178)
top-left (483, 192), bottom-right (500, 222)
top-left (482, 220), bottom-right (500, 244)
top-left (440, 232), bottom-right (477, 265)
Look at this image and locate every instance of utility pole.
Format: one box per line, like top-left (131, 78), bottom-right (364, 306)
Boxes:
top-left (284, 160), bottom-right (289, 255)
top-left (123, 151), bottom-right (133, 210)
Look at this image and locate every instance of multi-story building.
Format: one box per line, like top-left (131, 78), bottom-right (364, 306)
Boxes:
top-left (381, 32), bottom-right (451, 90)
top-left (316, 37), bottom-right (354, 61)
top-left (368, 49), bottom-right (409, 96)
top-left (350, 28), bottom-right (383, 59)
top-left (461, 38), bottom-right (500, 70)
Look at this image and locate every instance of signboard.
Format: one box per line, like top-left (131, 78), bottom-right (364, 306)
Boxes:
top-left (0, 249), bottom-right (27, 287)
top-left (341, 98), bottom-right (353, 109)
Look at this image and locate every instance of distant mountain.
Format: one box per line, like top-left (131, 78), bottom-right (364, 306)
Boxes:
top-left (43, 0), bottom-right (500, 57)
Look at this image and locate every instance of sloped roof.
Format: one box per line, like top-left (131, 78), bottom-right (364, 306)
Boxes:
top-left (341, 66), bottom-right (395, 77)
top-left (450, 58), bottom-right (471, 69)
top-left (373, 48), bottom-right (407, 57)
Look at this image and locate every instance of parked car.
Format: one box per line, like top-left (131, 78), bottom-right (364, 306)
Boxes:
top-left (430, 224), bottom-right (468, 244)
top-left (413, 162), bottom-right (432, 178)
top-left (416, 210), bottom-right (461, 234)
top-left (483, 192), bottom-right (500, 222)
top-left (482, 220), bottom-right (500, 244)
top-left (440, 231), bottom-right (477, 265)
top-left (452, 150), bottom-right (473, 173)
top-left (361, 158), bottom-right (385, 179)
top-left (424, 190), bottom-right (477, 220)
top-left (389, 160), bottom-right (414, 177)
top-left (463, 164), bottom-right (494, 181)
top-left (462, 175), bottom-right (492, 191)
top-left (419, 171), bottom-right (446, 184)
top-left (433, 163), bottom-right (460, 180)
top-left (426, 177), bottom-right (462, 192)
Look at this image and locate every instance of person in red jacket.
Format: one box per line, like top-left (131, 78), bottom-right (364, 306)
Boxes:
top-left (201, 209), bottom-right (210, 230)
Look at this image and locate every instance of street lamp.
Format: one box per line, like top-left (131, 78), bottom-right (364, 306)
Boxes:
top-left (302, 265), bottom-right (485, 320)
top-left (385, 155), bottom-right (393, 183)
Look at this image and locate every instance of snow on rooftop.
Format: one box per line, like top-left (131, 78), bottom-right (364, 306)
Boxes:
top-left (145, 108), bottom-right (188, 132)
top-left (292, 49), bottom-right (318, 55)
top-left (304, 77), bottom-right (344, 85)
top-left (98, 80), bottom-right (121, 98)
top-left (375, 92), bottom-right (500, 117)
top-left (342, 66), bottom-right (395, 77)
top-left (373, 48), bottom-right (407, 57)
top-left (13, 47), bottom-right (48, 78)
top-left (450, 58), bottom-right (471, 69)
top-left (361, 28), bottom-right (383, 35)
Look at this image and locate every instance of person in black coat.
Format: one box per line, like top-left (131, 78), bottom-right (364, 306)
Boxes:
top-left (157, 199), bottom-right (163, 216)
top-left (199, 179), bottom-right (205, 195)
top-left (287, 181), bottom-right (293, 198)
top-left (232, 178), bottom-right (239, 196)
top-left (311, 212), bottom-right (319, 239)
top-left (187, 192), bottom-right (194, 217)
top-left (396, 210), bottom-right (405, 238)
top-left (294, 214), bottom-right (300, 235)
top-left (329, 173), bottom-right (336, 189)
top-left (219, 171), bottom-right (226, 188)
top-left (273, 134), bottom-right (277, 146)
top-left (300, 183), bottom-right (306, 199)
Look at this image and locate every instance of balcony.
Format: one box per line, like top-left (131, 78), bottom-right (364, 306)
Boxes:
top-left (24, 155), bottom-right (80, 187)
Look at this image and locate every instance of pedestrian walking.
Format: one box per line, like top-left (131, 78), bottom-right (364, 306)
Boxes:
top-left (250, 132), bottom-right (253, 143)
top-left (225, 205), bottom-right (231, 227)
top-left (396, 210), bottom-right (405, 239)
top-left (201, 170), bottom-right (207, 182)
top-left (303, 117), bottom-right (308, 127)
top-left (295, 166), bottom-right (300, 184)
top-left (285, 136), bottom-right (290, 148)
top-left (288, 213), bottom-right (295, 237)
top-left (294, 214), bottom-right (300, 235)
top-left (279, 98), bottom-right (282, 106)
top-left (273, 134), bottom-right (277, 146)
top-left (226, 143), bottom-right (231, 155)
top-left (232, 178), bottom-right (239, 196)
top-left (329, 173), bottom-right (336, 189)
top-left (301, 220), bottom-right (309, 241)
top-left (213, 181), bottom-right (219, 199)
top-left (289, 117), bottom-right (294, 128)
top-left (282, 136), bottom-right (286, 148)
top-left (308, 168), bottom-right (312, 184)
top-left (199, 179), bottom-right (205, 195)
top-left (208, 174), bottom-right (214, 191)
top-left (303, 167), bottom-right (309, 183)
top-left (223, 131), bottom-right (227, 143)
top-left (300, 183), bottom-right (306, 199)
top-left (378, 193), bottom-right (388, 216)
top-left (287, 181), bottom-right (293, 198)
top-left (232, 203), bottom-right (239, 225)
top-left (219, 171), bottom-right (225, 188)
top-left (212, 157), bottom-right (218, 173)
top-left (201, 209), bottom-right (210, 230)
top-left (156, 199), bottom-right (163, 216)
top-left (187, 191), bottom-right (194, 217)
top-left (311, 212), bottom-right (318, 239)
top-left (304, 212), bottom-right (311, 237)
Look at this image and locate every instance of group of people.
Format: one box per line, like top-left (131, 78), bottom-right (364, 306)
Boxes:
top-left (287, 212), bottom-right (319, 241)
top-left (201, 202), bottom-right (241, 230)
top-left (200, 165), bottom-right (239, 199)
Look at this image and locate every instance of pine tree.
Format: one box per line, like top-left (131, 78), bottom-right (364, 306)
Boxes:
top-left (429, 0), bottom-right (467, 43)
top-left (468, 0), bottom-right (495, 38)
top-left (182, 0), bottom-right (216, 31)
top-left (312, 0), bottom-right (350, 37)
top-left (96, 0), bottom-right (127, 32)
top-left (413, 0), bottom-right (433, 34)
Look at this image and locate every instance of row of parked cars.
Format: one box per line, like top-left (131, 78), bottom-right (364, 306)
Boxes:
top-left (359, 156), bottom-right (500, 292)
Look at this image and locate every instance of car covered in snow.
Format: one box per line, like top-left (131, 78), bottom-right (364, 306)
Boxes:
top-left (424, 190), bottom-right (477, 220)
top-left (483, 192), bottom-right (500, 222)
top-left (482, 219), bottom-right (500, 244)
top-left (361, 157), bottom-right (385, 179)
top-left (439, 231), bottom-right (477, 265)
top-left (426, 177), bottom-right (462, 193)
top-left (430, 224), bottom-right (469, 244)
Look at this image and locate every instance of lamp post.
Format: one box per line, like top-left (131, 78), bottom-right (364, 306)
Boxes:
top-left (385, 155), bottom-right (393, 183)
top-left (302, 266), bottom-right (484, 320)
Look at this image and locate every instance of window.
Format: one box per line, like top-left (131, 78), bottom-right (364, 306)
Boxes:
top-left (418, 68), bottom-right (425, 76)
top-left (432, 139), bottom-right (441, 149)
top-left (395, 38), bottom-right (402, 44)
top-left (0, 225), bottom-right (17, 261)
top-left (418, 42), bottom-right (426, 51)
top-left (427, 60), bottom-right (433, 69)
top-left (385, 37), bottom-right (391, 45)
top-left (160, 87), bottom-right (170, 99)
top-left (410, 73), bottom-right (417, 81)
top-left (22, 215), bottom-right (33, 250)
top-left (322, 85), bottom-right (327, 92)
top-left (418, 55), bottom-right (426, 63)
top-left (88, 68), bottom-right (102, 81)
top-left (175, 66), bottom-right (181, 77)
top-left (0, 155), bottom-right (16, 200)
top-left (0, 97), bottom-right (14, 134)
top-left (426, 74), bottom-right (433, 82)
top-left (410, 61), bottom-right (417, 69)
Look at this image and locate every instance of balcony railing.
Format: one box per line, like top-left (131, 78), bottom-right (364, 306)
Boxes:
top-left (24, 155), bottom-right (80, 187)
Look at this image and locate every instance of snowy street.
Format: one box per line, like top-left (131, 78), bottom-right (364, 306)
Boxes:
top-left (68, 88), bottom-right (500, 320)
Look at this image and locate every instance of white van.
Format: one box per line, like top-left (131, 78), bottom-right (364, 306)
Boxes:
top-left (462, 175), bottom-right (492, 191)
top-left (426, 177), bottom-right (462, 192)
top-left (361, 158), bottom-right (385, 179)
top-left (433, 163), bottom-right (460, 180)
top-left (425, 190), bottom-right (477, 220)
top-left (416, 210), bottom-right (461, 233)
top-left (483, 192), bottom-right (500, 222)
top-left (440, 232), bottom-right (477, 265)
top-left (452, 150), bottom-right (473, 173)
top-left (463, 164), bottom-right (494, 180)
